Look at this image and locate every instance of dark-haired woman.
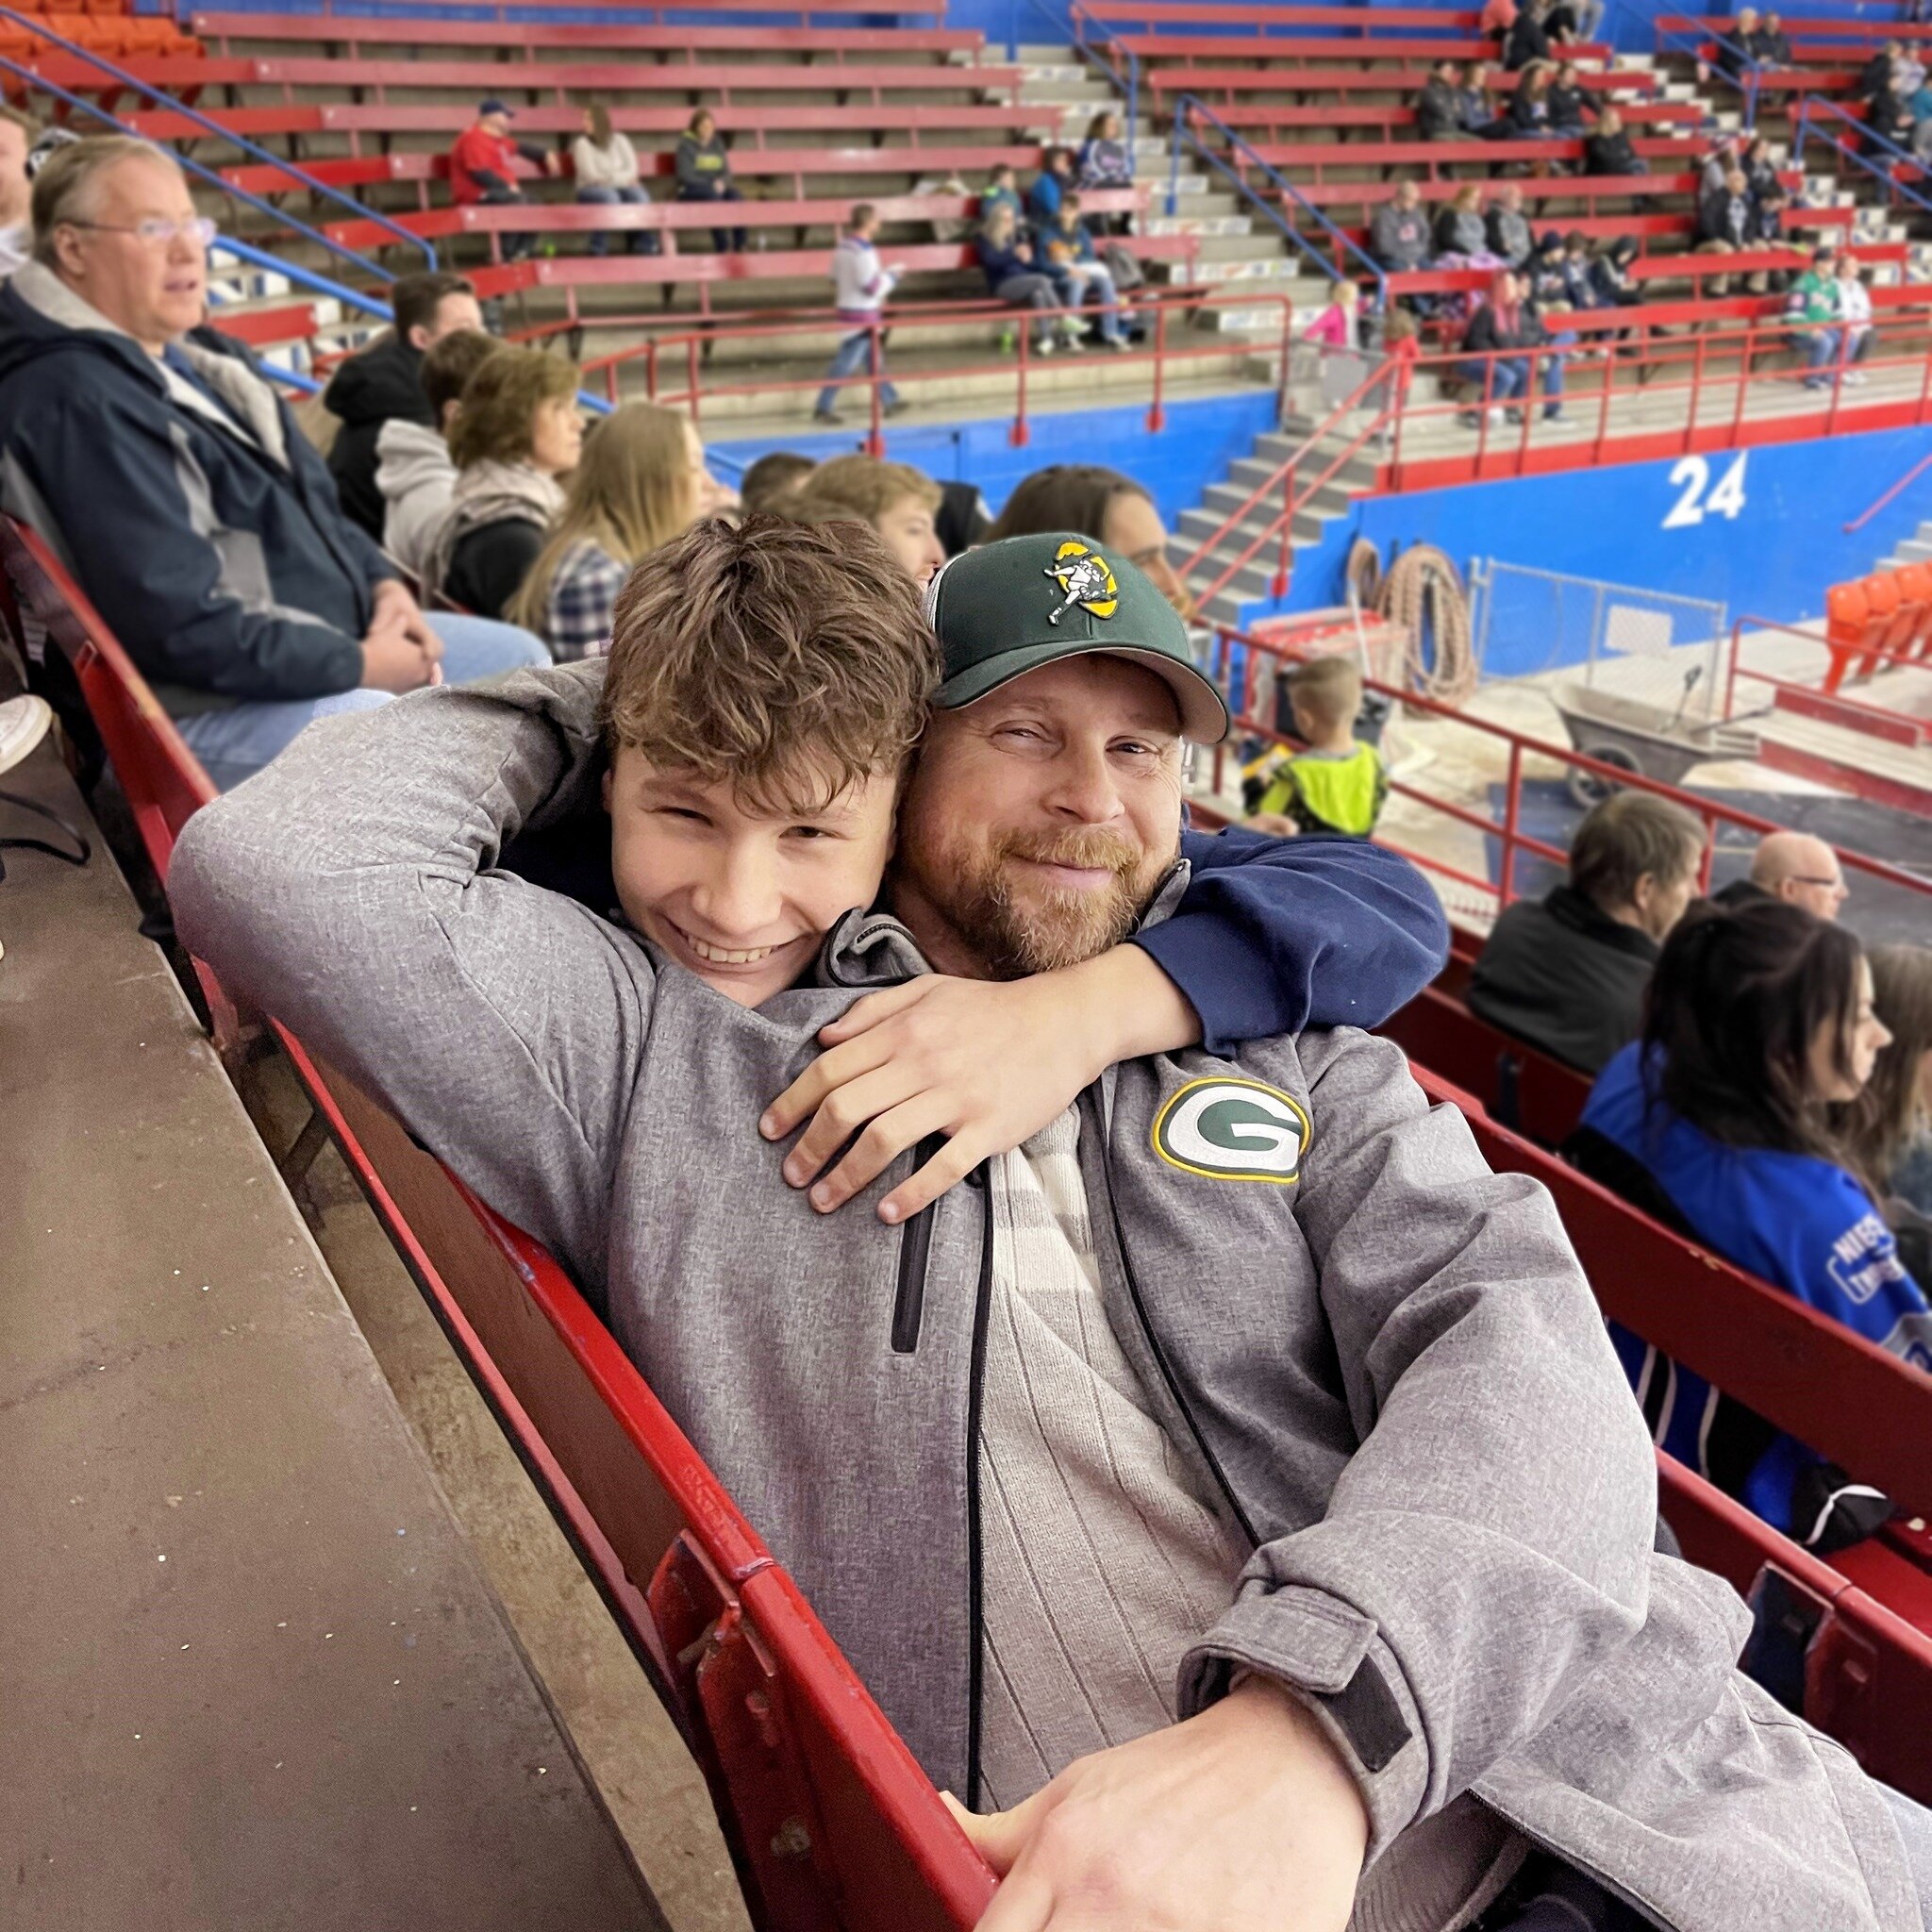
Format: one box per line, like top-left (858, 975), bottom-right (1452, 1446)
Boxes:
top-left (1569, 900), bottom-right (1931, 1553)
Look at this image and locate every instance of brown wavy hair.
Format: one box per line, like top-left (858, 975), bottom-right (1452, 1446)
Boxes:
top-left (446, 345), bottom-right (578, 470)
top-left (599, 513), bottom-right (938, 812)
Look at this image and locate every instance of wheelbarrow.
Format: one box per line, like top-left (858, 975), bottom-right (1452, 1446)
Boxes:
top-left (1553, 668), bottom-right (1762, 808)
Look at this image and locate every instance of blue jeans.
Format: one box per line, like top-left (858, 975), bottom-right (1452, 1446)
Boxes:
top-left (1459, 357), bottom-right (1527, 404)
top-left (816, 327), bottom-right (898, 416)
top-left (1796, 326), bottom-right (1844, 385)
top-left (577, 183), bottom-right (658, 257)
top-left (175, 615), bottom-right (550, 791)
top-left (675, 182), bottom-right (745, 253)
top-left (1052, 262), bottom-right (1126, 343)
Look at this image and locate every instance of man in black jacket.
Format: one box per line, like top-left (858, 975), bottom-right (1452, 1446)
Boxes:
top-left (1415, 61), bottom-right (1468, 141)
top-left (0, 137), bottom-right (545, 790)
top-left (1467, 788), bottom-right (1706, 1074)
top-left (1694, 166), bottom-right (1757, 293)
top-left (323, 268), bottom-right (481, 540)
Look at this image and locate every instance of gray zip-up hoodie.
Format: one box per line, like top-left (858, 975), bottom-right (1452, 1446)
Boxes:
top-left (170, 664), bottom-right (1919, 1932)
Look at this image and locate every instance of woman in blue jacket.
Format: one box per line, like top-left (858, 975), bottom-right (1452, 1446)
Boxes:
top-left (1568, 900), bottom-right (1931, 1553)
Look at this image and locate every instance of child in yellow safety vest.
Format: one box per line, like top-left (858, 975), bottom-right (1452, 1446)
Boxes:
top-left (1247, 653), bottom-right (1389, 838)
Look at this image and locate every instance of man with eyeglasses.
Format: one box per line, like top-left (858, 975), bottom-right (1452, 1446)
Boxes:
top-left (1715, 829), bottom-right (1851, 921)
top-left (0, 135), bottom-right (548, 790)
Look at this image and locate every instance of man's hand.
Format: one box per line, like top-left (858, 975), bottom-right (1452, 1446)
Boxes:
top-left (946, 1677), bottom-right (1368, 1932)
top-left (542, 150), bottom-right (563, 176)
top-left (758, 947), bottom-right (1200, 1223)
top-left (358, 609), bottom-right (437, 694)
top-left (372, 578), bottom-right (445, 663)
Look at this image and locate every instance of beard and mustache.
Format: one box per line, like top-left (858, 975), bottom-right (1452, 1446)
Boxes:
top-left (932, 824), bottom-right (1169, 980)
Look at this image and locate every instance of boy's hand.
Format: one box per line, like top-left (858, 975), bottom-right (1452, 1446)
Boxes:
top-left (759, 949), bottom-right (1201, 1222)
top-left (948, 1676), bottom-right (1367, 1932)
top-left (1245, 810), bottom-right (1300, 838)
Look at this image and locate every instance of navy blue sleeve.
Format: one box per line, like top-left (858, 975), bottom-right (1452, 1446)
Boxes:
top-left (1136, 825), bottom-right (1450, 1054)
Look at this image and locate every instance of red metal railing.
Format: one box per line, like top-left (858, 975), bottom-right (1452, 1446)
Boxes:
top-left (1206, 623), bottom-right (1932, 924)
top-left (1845, 449), bottom-right (1932, 534)
top-left (1723, 611), bottom-right (1932, 754)
top-left (1184, 300), bottom-right (1932, 611)
top-left (556, 285), bottom-right (1307, 452)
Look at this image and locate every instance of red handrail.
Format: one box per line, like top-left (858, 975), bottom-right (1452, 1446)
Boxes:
top-left (1208, 624), bottom-right (1932, 922)
top-left (1844, 450), bottom-right (1932, 535)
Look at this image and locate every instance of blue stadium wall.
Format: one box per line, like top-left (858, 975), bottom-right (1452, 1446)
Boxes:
top-left (1279, 421), bottom-right (1932, 675)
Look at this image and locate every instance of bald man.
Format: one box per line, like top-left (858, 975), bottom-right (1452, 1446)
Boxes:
top-left (1716, 831), bottom-right (1849, 921)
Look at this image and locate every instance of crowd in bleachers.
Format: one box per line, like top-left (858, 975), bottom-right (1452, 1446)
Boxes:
top-left (17, 83), bottom-right (1932, 1932)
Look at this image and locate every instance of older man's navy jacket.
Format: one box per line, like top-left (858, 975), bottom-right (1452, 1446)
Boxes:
top-left (0, 263), bottom-right (391, 716)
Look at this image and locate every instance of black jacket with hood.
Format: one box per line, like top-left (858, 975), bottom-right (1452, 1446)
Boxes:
top-left (324, 328), bottom-right (434, 541)
top-left (0, 263), bottom-right (391, 718)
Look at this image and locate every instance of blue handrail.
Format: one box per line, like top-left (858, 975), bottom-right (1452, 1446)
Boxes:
top-left (1634, 0), bottom-right (1762, 130)
top-left (1797, 92), bottom-right (1932, 219)
top-left (1168, 94), bottom-right (1387, 309)
top-left (0, 6), bottom-right (434, 267)
top-left (1068, 1), bottom-right (1139, 183)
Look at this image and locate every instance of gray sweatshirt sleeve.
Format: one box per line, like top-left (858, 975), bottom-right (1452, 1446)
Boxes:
top-left (1178, 1029), bottom-right (1656, 1859)
top-left (170, 663), bottom-right (648, 1301)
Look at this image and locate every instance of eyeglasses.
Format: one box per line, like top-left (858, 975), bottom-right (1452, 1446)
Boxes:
top-left (1790, 875), bottom-right (1849, 895)
top-left (62, 215), bottom-right (218, 249)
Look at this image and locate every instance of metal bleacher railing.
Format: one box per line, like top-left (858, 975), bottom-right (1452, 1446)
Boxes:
top-left (1167, 92), bottom-right (1388, 306)
top-left (0, 6), bottom-right (434, 270)
top-left (1797, 90), bottom-right (1932, 220)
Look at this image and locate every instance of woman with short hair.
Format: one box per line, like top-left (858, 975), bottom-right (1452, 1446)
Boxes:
top-left (1569, 900), bottom-right (1931, 1553)
top-left (426, 346), bottom-right (582, 621)
top-left (674, 108), bottom-right (745, 253)
top-left (507, 403), bottom-right (730, 660)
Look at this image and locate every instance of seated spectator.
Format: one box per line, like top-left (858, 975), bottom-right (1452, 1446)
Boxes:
top-left (974, 202), bottom-right (1069, 355)
top-left (1785, 244), bottom-right (1846, 390)
top-left (1246, 656), bottom-right (1387, 838)
top-left (323, 269), bottom-right (482, 540)
top-left (0, 104), bottom-right (37, 278)
top-left (1518, 229), bottom-right (1570, 309)
top-left (1859, 38), bottom-right (1903, 100)
top-left (1468, 788), bottom-right (1705, 1072)
top-left (1584, 104), bottom-right (1645, 175)
top-left (506, 403), bottom-right (729, 660)
top-left (1845, 946), bottom-right (1932, 1272)
top-left (1546, 59), bottom-right (1591, 132)
top-left (1302, 275), bottom-right (1361, 349)
top-left (1039, 191), bottom-right (1129, 348)
top-left (1589, 233), bottom-right (1643, 308)
top-left (1751, 9), bottom-right (1793, 64)
top-left (739, 449), bottom-right (815, 514)
top-left (1740, 130), bottom-right (1781, 199)
top-left (573, 103), bottom-right (657, 258)
top-left (1751, 184), bottom-right (1792, 283)
top-left (1432, 182), bottom-right (1488, 259)
top-left (1457, 270), bottom-right (1526, 421)
top-left (1025, 146), bottom-right (1075, 231)
top-left (675, 109), bottom-right (745, 255)
top-left (1075, 110), bottom-right (1133, 235)
top-left (449, 99), bottom-right (558, 263)
top-left (815, 202), bottom-right (907, 425)
top-left (1715, 828), bottom-right (1849, 916)
top-left (1718, 7), bottom-right (1761, 83)
top-left (1865, 68), bottom-right (1914, 154)
top-left (376, 326), bottom-right (503, 587)
top-left (1506, 62), bottom-right (1558, 135)
top-left (1838, 256), bottom-right (1874, 374)
top-left (0, 137), bottom-right (545, 791)
top-left (787, 454), bottom-right (945, 583)
top-left (1369, 177), bottom-right (1430, 275)
top-left (1694, 166), bottom-right (1757, 294)
top-left (1416, 60), bottom-right (1468, 142)
top-left (986, 462), bottom-right (1192, 616)
top-left (1700, 131), bottom-right (1740, 195)
top-left (1910, 73), bottom-right (1932, 158)
top-left (427, 345), bottom-right (581, 620)
top-left (1458, 62), bottom-right (1510, 137)
top-left (979, 161), bottom-right (1023, 227)
top-left (1569, 901), bottom-right (1931, 1553)
top-left (1504, 0), bottom-right (1552, 71)
top-left (1558, 229), bottom-right (1604, 310)
top-left (1486, 181), bottom-right (1533, 265)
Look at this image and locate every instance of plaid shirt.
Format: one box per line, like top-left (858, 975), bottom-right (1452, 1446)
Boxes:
top-left (545, 538), bottom-right (626, 662)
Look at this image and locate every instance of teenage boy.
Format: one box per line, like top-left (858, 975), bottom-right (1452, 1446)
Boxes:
top-left (173, 525), bottom-right (1932, 1932)
top-left (815, 204), bottom-right (904, 425)
top-left (788, 454), bottom-right (947, 583)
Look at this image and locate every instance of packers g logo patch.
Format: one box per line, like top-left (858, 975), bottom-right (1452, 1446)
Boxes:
top-left (1043, 540), bottom-right (1119, 625)
top-left (1152, 1077), bottom-right (1309, 1185)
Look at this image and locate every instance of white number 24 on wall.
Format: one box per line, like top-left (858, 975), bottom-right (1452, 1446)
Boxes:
top-left (1663, 452), bottom-right (1749, 530)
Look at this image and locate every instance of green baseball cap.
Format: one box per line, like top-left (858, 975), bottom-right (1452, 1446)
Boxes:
top-left (924, 531), bottom-right (1228, 744)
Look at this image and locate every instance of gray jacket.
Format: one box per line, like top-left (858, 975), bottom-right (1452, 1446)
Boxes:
top-left (170, 665), bottom-right (1918, 1932)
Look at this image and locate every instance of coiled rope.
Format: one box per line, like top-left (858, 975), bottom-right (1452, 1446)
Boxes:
top-left (1346, 538), bottom-right (1478, 709)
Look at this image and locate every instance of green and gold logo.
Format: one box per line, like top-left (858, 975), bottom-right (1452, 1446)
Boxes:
top-left (1151, 1076), bottom-right (1309, 1184)
top-left (1042, 540), bottom-right (1120, 625)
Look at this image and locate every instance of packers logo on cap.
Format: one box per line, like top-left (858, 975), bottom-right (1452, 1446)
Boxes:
top-left (1043, 541), bottom-right (1119, 625)
top-left (1152, 1077), bottom-right (1309, 1185)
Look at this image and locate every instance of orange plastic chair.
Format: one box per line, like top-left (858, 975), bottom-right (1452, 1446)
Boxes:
top-left (1824, 578), bottom-right (1871, 694)
top-left (1853, 572), bottom-right (1906, 688)
top-left (1896, 560), bottom-right (1932, 666)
